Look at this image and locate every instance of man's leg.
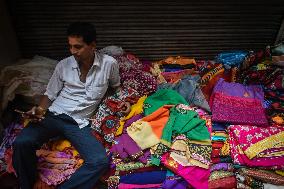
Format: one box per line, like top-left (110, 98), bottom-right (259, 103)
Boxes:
top-left (58, 121), bottom-right (108, 189)
top-left (12, 112), bottom-right (62, 189)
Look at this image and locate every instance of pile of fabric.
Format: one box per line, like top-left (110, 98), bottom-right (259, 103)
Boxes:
top-left (0, 44), bottom-right (283, 188)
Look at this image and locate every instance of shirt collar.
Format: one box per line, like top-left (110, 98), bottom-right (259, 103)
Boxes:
top-left (71, 51), bottom-right (102, 69)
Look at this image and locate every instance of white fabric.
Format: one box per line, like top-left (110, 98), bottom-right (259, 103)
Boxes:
top-left (264, 183), bottom-right (284, 189)
top-left (99, 45), bottom-right (124, 56)
top-left (46, 52), bottom-right (120, 128)
top-left (0, 56), bottom-right (57, 113)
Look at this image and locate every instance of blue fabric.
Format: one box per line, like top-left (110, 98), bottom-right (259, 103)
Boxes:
top-left (216, 51), bottom-right (248, 69)
top-left (158, 75), bottom-right (211, 112)
top-left (212, 122), bottom-right (229, 131)
top-left (12, 111), bottom-right (108, 189)
top-left (163, 68), bottom-right (184, 72)
top-left (120, 170), bottom-right (167, 184)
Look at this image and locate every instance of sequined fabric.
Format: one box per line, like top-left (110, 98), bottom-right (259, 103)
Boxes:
top-left (211, 92), bottom-right (268, 126)
top-left (239, 168), bottom-right (284, 185)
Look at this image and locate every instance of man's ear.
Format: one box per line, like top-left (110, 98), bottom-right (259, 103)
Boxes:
top-left (91, 41), bottom-right (96, 50)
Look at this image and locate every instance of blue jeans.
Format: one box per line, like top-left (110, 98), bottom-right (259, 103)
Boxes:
top-left (12, 111), bottom-right (108, 189)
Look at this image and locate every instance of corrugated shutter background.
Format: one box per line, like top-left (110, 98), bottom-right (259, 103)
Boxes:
top-left (7, 0), bottom-right (284, 61)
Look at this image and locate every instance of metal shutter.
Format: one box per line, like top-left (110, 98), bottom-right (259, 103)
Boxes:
top-left (7, 0), bottom-right (284, 61)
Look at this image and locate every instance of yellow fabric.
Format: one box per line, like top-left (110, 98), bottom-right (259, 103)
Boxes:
top-left (51, 139), bottom-right (79, 157)
top-left (51, 139), bottom-right (71, 151)
top-left (221, 140), bottom-right (230, 156)
top-left (244, 131), bottom-right (284, 159)
top-left (211, 132), bottom-right (228, 138)
top-left (127, 120), bottom-right (160, 150)
top-left (275, 170), bottom-right (284, 176)
top-left (116, 96), bottom-right (147, 136)
top-left (24, 119), bottom-right (30, 127)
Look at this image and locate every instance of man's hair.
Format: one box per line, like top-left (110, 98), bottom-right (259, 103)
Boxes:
top-left (67, 22), bottom-right (96, 44)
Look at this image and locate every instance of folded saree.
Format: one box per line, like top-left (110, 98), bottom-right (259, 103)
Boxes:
top-left (229, 125), bottom-right (284, 169)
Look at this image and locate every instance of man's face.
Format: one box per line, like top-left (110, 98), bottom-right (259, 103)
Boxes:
top-left (68, 36), bottom-right (95, 63)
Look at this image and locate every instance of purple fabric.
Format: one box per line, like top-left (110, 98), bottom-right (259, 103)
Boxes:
top-left (110, 134), bottom-right (150, 163)
top-left (123, 114), bottom-right (144, 133)
top-left (212, 78), bottom-right (264, 105)
top-left (210, 163), bottom-right (233, 172)
top-left (162, 177), bottom-right (188, 189)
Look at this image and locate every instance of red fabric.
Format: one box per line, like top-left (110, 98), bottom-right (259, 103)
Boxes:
top-left (208, 176), bottom-right (237, 189)
top-left (212, 141), bottom-right (224, 149)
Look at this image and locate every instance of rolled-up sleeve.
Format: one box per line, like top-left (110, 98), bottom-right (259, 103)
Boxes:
top-left (44, 62), bottom-right (63, 101)
top-left (109, 60), bottom-right (120, 88)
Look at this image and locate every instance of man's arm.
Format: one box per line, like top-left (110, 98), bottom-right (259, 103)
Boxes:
top-left (37, 95), bottom-right (52, 112)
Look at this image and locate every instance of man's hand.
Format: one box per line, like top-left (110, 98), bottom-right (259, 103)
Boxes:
top-left (118, 101), bottom-right (131, 115)
top-left (22, 106), bottom-right (46, 122)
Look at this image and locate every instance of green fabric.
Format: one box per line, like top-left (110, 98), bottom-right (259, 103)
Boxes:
top-left (144, 89), bottom-right (188, 116)
top-left (162, 106), bottom-right (210, 142)
top-left (152, 105), bottom-right (210, 166)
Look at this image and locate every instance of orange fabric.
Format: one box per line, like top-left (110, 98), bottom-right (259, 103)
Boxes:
top-left (142, 105), bottom-right (171, 138)
top-left (156, 56), bottom-right (196, 65)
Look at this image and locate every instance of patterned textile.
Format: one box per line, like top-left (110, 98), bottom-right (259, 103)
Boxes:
top-left (161, 153), bottom-right (210, 189)
top-left (36, 141), bottom-right (83, 186)
top-left (210, 78), bottom-right (268, 125)
top-left (199, 63), bottom-right (232, 101)
top-left (91, 87), bottom-right (139, 147)
top-left (211, 156), bottom-right (232, 164)
top-left (0, 122), bottom-right (24, 173)
top-left (210, 163), bottom-right (234, 172)
top-left (208, 176), bottom-right (237, 189)
top-left (169, 135), bottom-right (212, 169)
top-left (209, 170), bottom-right (234, 181)
top-left (216, 51), bottom-right (248, 69)
top-left (229, 125), bottom-right (284, 169)
top-left (239, 168), bottom-right (284, 186)
top-left (211, 92), bottom-right (268, 126)
top-left (115, 54), bottom-right (157, 96)
top-left (151, 104), bottom-right (210, 165)
top-left (236, 172), bottom-right (264, 189)
top-left (221, 140), bottom-right (230, 156)
top-left (117, 96), bottom-right (147, 135)
top-left (161, 69), bottom-right (196, 83)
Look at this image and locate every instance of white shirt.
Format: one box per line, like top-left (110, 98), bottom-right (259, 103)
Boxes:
top-left (44, 52), bottom-right (120, 128)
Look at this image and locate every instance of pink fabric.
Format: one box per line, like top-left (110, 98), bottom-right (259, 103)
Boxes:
top-left (161, 153), bottom-right (209, 189)
top-left (211, 92), bottom-right (268, 126)
top-left (228, 125), bottom-right (284, 169)
top-left (118, 183), bottom-right (162, 189)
